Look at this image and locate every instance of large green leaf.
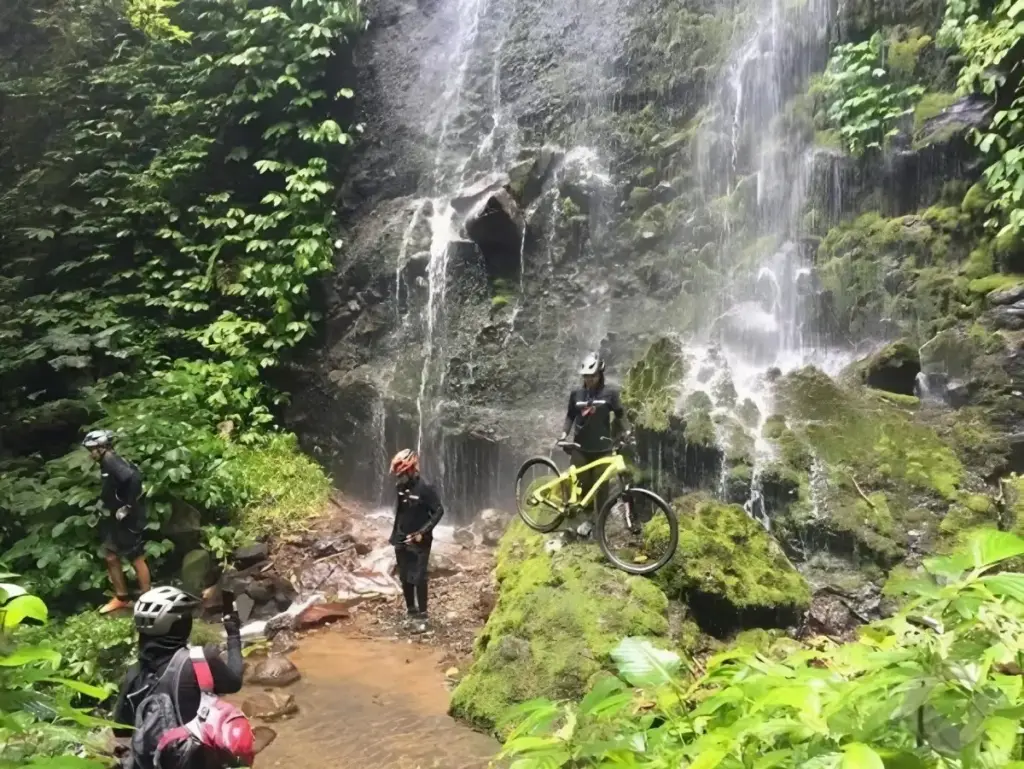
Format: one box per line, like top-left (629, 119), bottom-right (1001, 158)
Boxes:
top-left (968, 530), bottom-right (1024, 570)
top-left (0, 645), bottom-right (61, 668)
top-left (981, 573), bottom-right (1024, 603)
top-left (1, 594), bottom-right (48, 629)
top-left (611, 637), bottom-right (682, 688)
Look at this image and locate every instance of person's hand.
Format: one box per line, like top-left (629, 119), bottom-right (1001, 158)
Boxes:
top-left (405, 532), bottom-right (423, 545)
top-left (115, 506), bottom-right (130, 522)
top-left (223, 610), bottom-right (241, 636)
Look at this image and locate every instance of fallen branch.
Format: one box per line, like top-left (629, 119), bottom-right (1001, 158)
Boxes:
top-left (849, 474), bottom-right (875, 510)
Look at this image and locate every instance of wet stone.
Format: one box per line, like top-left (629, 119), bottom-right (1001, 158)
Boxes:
top-left (241, 692), bottom-right (298, 721)
top-left (250, 656), bottom-right (301, 688)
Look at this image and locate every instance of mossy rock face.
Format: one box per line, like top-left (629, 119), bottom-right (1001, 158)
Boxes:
top-left (449, 521), bottom-right (670, 732)
top-left (649, 495), bottom-right (810, 637)
top-left (768, 367), bottom-right (965, 565)
top-left (622, 336), bottom-right (686, 431)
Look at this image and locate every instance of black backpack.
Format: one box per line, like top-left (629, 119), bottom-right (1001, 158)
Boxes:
top-left (125, 647), bottom-right (254, 769)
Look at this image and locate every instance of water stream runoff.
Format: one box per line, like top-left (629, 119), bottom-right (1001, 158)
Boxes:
top-left (244, 632), bottom-right (498, 769)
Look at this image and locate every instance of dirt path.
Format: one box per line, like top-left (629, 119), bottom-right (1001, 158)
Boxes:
top-left (245, 631), bottom-right (499, 769)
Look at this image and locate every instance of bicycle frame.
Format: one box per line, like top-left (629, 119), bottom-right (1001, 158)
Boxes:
top-left (531, 452), bottom-right (627, 512)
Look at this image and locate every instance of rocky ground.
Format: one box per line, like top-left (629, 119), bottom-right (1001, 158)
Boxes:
top-left (211, 492), bottom-right (504, 683)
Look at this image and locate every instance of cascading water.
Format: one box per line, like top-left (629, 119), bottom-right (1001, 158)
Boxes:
top-left (678, 0), bottom-right (850, 527)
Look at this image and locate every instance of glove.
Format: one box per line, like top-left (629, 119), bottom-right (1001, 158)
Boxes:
top-left (115, 506), bottom-right (130, 522)
top-left (223, 611), bottom-right (241, 636)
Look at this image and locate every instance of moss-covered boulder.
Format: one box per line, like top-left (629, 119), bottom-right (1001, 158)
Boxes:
top-left (851, 340), bottom-right (921, 396)
top-left (767, 367), bottom-right (966, 565)
top-left (449, 521), bottom-right (670, 731)
top-left (649, 495), bottom-right (810, 636)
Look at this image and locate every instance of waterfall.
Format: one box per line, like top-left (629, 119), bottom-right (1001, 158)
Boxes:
top-left (678, 0), bottom-right (849, 527)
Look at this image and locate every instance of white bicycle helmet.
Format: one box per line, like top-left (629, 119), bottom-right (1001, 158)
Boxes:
top-left (82, 429), bottom-right (116, 450)
top-left (134, 586), bottom-right (201, 636)
top-left (579, 352), bottom-right (605, 376)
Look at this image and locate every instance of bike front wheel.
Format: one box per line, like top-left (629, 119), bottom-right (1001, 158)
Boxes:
top-left (595, 486), bottom-right (678, 576)
top-left (515, 456), bottom-right (568, 533)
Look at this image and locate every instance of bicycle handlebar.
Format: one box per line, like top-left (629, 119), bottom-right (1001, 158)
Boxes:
top-left (555, 435), bottom-right (632, 452)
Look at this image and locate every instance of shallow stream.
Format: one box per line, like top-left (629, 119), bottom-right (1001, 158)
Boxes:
top-left (247, 632), bottom-right (498, 769)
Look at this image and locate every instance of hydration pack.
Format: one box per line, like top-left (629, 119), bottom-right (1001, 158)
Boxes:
top-left (129, 647), bottom-right (254, 769)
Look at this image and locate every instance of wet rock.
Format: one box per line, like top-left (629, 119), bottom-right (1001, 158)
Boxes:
top-left (241, 692), bottom-right (298, 721)
top-left (233, 543), bottom-right (269, 568)
top-left (429, 552), bottom-right (461, 578)
top-left (916, 95), bottom-right (991, 148)
top-left (464, 189), bottom-right (525, 280)
top-left (165, 500), bottom-right (202, 553)
top-left (403, 250), bottom-right (431, 279)
top-left (249, 656), bottom-right (301, 688)
top-left (451, 172), bottom-right (510, 215)
top-left (507, 146), bottom-right (560, 208)
top-left (475, 508), bottom-right (507, 546)
top-left (181, 549), bottom-right (213, 595)
top-left (989, 301), bottom-right (1024, 331)
top-left (269, 631), bottom-right (298, 656)
top-left (297, 602), bottom-right (352, 629)
top-left (452, 527), bottom-right (475, 548)
top-left (987, 282), bottom-right (1024, 307)
top-left (252, 726), bottom-right (277, 755)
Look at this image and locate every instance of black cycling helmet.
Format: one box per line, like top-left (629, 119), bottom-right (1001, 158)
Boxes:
top-left (579, 352), bottom-right (605, 376)
top-left (82, 429), bottom-right (116, 451)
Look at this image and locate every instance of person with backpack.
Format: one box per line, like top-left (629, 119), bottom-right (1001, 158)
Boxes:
top-left (112, 585), bottom-right (252, 769)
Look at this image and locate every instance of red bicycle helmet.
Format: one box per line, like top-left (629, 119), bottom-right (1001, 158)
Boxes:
top-left (390, 449), bottom-right (419, 476)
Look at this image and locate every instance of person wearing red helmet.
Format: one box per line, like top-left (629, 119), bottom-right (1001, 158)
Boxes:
top-left (388, 449), bottom-right (445, 632)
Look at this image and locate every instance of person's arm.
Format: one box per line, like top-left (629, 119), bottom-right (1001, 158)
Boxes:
top-left (203, 614), bottom-right (243, 694)
top-left (116, 463), bottom-right (143, 508)
top-left (414, 485), bottom-right (445, 536)
top-left (561, 391), bottom-right (577, 437)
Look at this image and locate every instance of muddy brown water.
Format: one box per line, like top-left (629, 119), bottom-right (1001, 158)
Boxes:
top-left (245, 632), bottom-right (499, 769)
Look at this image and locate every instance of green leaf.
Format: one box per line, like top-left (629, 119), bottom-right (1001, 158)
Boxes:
top-left (579, 674), bottom-right (626, 714)
top-left (968, 529), bottom-right (1024, 570)
top-left (841, 743), bottom-right (885, 769)
top-left (689, 748), bottom-right (727, 769)
top-left (610, 638), bottom-right (682, 688)
top-left (0, 645), bottom-right (61, 668)
top-left (981, 572), bottom-right (1024, 602)
top-left (40, 677), bottom-right (110, 700)
top-left (1, 593), bottom-right (48, 629)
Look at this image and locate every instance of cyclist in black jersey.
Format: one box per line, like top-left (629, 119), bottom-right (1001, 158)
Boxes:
top-left (558, 352), bottom-right (632, 537)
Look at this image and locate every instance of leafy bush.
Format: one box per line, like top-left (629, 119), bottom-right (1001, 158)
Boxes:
top-left (18, 612), bottom-right (135, 689)
top-left (498, 529), bottom-right (1024, 768)
top-left (818, 33), bottom-right (925, 155)
top-left (940, 0), bottom-right (1024, 237)
top-left (0, 0), bottom-right (360, 601)
top-left (0, 578), bottom-right (112, 769)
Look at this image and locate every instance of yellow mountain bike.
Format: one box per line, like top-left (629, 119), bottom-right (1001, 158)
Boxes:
top-left (514, 438), bottom-right (679, 576)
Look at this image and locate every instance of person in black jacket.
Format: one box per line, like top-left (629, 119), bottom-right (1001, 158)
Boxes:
top-left (388, 449), bottom-right (444, 633)
top-left (83, 429), bottom-right (151, 614)
top-left (112, 586), bottom-right (243, 734)
top-left (558, 352), bottom-right (632, 538)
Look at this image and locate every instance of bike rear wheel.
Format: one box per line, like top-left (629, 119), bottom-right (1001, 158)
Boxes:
top-left (595, 486), bottom-right (678, 575)
top-left (515, 456), bottom-right (567, 533)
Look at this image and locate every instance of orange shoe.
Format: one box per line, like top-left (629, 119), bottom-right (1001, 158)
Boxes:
top-left (99, 596), bottom-right (132, 614)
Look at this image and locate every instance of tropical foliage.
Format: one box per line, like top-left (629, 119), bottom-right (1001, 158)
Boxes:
top-left (0, 0), bottom-right (362, 600)
top-left (939, 0), bottom-right (1024, 236)
top-left (0, 579), bottom-right (113, 769)
top-left (498, 529), bottom-right (1024, 768)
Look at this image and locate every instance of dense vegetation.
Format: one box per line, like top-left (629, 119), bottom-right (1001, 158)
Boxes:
top-left (499, 530), bottom-right (1024, 768)
top-left (0, 0), bottom-right (361, 602)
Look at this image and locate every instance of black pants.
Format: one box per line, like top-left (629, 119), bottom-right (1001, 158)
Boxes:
top-left (570, 450), bottom-right (612, 516)
top-left (395, 538), bottom-right (431, 615)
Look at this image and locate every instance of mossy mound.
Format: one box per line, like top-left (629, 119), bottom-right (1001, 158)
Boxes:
top-left (769, 367), bottom-right (965, 564)
top-left (649, 495), bottom-right (810, 637)
top-left (849, 340), bottom-right (921, 396)
top-left (449, 521), bottom-right (670, 732)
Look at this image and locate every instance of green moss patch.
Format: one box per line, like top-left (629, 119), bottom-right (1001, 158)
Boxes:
top-left (621, 337), bottom-right (686, 431)
top-left (649, 495), bottom-right (810, 637)
top-left (449, 521), bottom-right (670, 732)
top-left (768, 367), bottom-right (965, 564)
